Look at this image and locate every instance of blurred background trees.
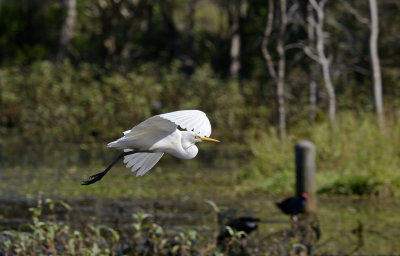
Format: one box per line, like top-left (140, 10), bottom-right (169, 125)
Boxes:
top-left (1, 0), bottom-right (399, 146)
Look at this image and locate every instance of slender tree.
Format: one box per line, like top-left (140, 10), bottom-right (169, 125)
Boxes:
top-left (58, 0), bottom-right (76, 59)
top-left (261, 0), bottom-right (288, 143)
top-left (228, 0), bottom-right (247, 78)
top-left (368, 0), bottom-right (384, 128)
top-left (338, 0), bottom-right (384, 127)
top-left (304, 0), bottom-right (336, 127)
top-left (306, 3), bottom-right (318, 123)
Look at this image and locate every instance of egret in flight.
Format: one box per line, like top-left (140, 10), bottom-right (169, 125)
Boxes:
top-left (82, 110), bottom-right (220, 185)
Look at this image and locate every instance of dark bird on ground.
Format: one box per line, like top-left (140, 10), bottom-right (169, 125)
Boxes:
top-left (276, 193), bottom-right (307, 220)
top-left (217, 216), bottom-right (260, 244)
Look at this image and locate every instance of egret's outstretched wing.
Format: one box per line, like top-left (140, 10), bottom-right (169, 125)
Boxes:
top-left (108, 116), bottom-right (177, 150)
top-left (158, 110), bottom-right (212, 137)
top-left (123, 150), bottom-right (164, 176)
top-left (109, 110), bottom-right (213, 150)
top-left (122, 116), bottom-right (177, 136)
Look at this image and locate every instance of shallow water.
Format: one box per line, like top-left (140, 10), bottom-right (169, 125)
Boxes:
top-left (1, 144), bottom-right (399, 254)
top-left (0, 194), bottom-right (399, 254)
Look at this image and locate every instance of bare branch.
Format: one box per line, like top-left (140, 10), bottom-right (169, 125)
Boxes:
top-left (307, 0), bottom-right (336, 126)
top-left (260, 0), bottom-right (288, 144)
top-left (277, 0), bottom-right (287, 81)
top-left (321, 0), bottom-right (328, 9)
top-left (309, 0), bottom-right (319, 13)
top-left (303, 46), bottom-right (321, 63)
top-left (285, 42), bottom-right (306, 51)
top-left (286, 2), bottom-right (300, 24)
top-left (339, 0), bottom-right (369, 24)
top-left (261, 0), bottom-right (277, 81)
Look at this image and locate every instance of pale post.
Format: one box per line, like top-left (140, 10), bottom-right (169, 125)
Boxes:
top-left (295, 140), bottom-right (317, 213)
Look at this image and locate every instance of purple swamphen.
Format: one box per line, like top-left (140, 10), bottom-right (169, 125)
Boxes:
top-left (276, 193), bottom-right (307, 221)
top-left (217, 216), bottom-right (260, 245)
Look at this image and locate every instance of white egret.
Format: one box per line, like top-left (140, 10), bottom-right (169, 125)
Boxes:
top-left (82, 110), bottom-right (220, 185)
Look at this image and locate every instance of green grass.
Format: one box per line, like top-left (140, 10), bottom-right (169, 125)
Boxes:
top-left (239, 112), bottom-right (400, 196)
top-left (2, 113), bottom-right (400, 255)
top-left (0, 140), bottom-right (250, 200)
top-left (0, 161), bottom-right (242, 201)
top-left (2, 60), bottom-right (400, 197)
top-left (1, 112), bottom-right (400, 198)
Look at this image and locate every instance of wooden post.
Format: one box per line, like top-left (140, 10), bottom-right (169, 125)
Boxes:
top-left (295, 141), bottom-right (319, 254)
top-left (295, 140), bottom-right (317, 213)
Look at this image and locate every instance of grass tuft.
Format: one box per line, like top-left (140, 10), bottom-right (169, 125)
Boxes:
top-left (240, 112), bottom-right (400, 196)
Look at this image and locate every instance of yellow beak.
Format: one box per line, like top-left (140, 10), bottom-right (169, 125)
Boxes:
top-left (200, 137), bottom-right (220, 143)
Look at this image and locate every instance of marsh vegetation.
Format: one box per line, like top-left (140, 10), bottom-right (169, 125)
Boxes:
top-left (1, 0), bottom-right (400, 254)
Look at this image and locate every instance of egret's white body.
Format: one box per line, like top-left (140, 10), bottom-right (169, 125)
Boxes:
top-left (83, 110), bottom-right (219, 184)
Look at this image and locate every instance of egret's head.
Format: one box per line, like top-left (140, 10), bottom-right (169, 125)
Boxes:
top-left (181, 131), bottom-right (220, 147)
top-left (179, 131), bottom-right (220, 159)
top-left (194, 135), bottom-right (220, 143)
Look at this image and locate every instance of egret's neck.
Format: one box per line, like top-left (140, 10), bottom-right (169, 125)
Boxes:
top-left (181, 144), bottom-right (199, 159)
top-left (156, 130), bottom-right (199, 159)
top-left (178, 131), bottom-right (199, 159)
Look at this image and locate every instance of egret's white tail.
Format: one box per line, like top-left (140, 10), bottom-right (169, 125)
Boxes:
top-left (107, 140), bottom-right (129, 150)
top-left (123, 150), bottom-right (164, 176)
top-left (107, 140), bottom-right (119, 148)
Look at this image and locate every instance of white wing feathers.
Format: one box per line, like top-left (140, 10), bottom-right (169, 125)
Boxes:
top-left (111, 110), bottom-right (212, 150)
top-left (123, 150), bottom-right (164, 176)
top-left (158, 110), bottom-right (212, 137)
top-left (108, 110), bottom-right (213, 177)
top-left (108, 116), bottom-right (177, 150)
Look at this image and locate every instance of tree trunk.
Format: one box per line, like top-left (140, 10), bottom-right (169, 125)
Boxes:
top-left (277, 0), bottom-right (287, 142)
top-left (309, 0), bottom-right (336, 127)
top-left (261, 0), bottom-right (287, 144)
top-left (321, 59), bottom-right (336, 125)
top-left (58, 0), bottom-right (76, 59)
top-left (368, 0), bottom-right (384, 128)
top-left (306, 3), bottom-right (318, 123)
top-left (230, 27), bottom-right (240, 77)
top-left (229, 0), bottom-right (246, 78)
top-left (309, 79), bottom-right (317, 122)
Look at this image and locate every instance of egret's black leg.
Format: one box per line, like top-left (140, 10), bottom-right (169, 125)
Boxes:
top-left (82, 151), bottom-right (137, 185)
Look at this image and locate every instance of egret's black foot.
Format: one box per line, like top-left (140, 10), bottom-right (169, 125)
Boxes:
top-left (81, 151), bottom-right (138, 185)
top-left (81, 171), bottom-right (107, 185)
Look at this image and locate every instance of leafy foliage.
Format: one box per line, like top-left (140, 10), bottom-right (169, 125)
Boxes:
top-left (0, 61), bottom-right (261, 146)
top-left (1, 0), bottom-right (400, 197)
top-left (0, 198), bottom-right (322, 255)
top-left (240, 112), bottom-right (400, 196)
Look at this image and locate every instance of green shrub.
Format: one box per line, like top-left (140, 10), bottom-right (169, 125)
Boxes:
top-left (0, 61), bottom-right (254, 146)
top-left (240, 112), bottom-right (400, 196)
